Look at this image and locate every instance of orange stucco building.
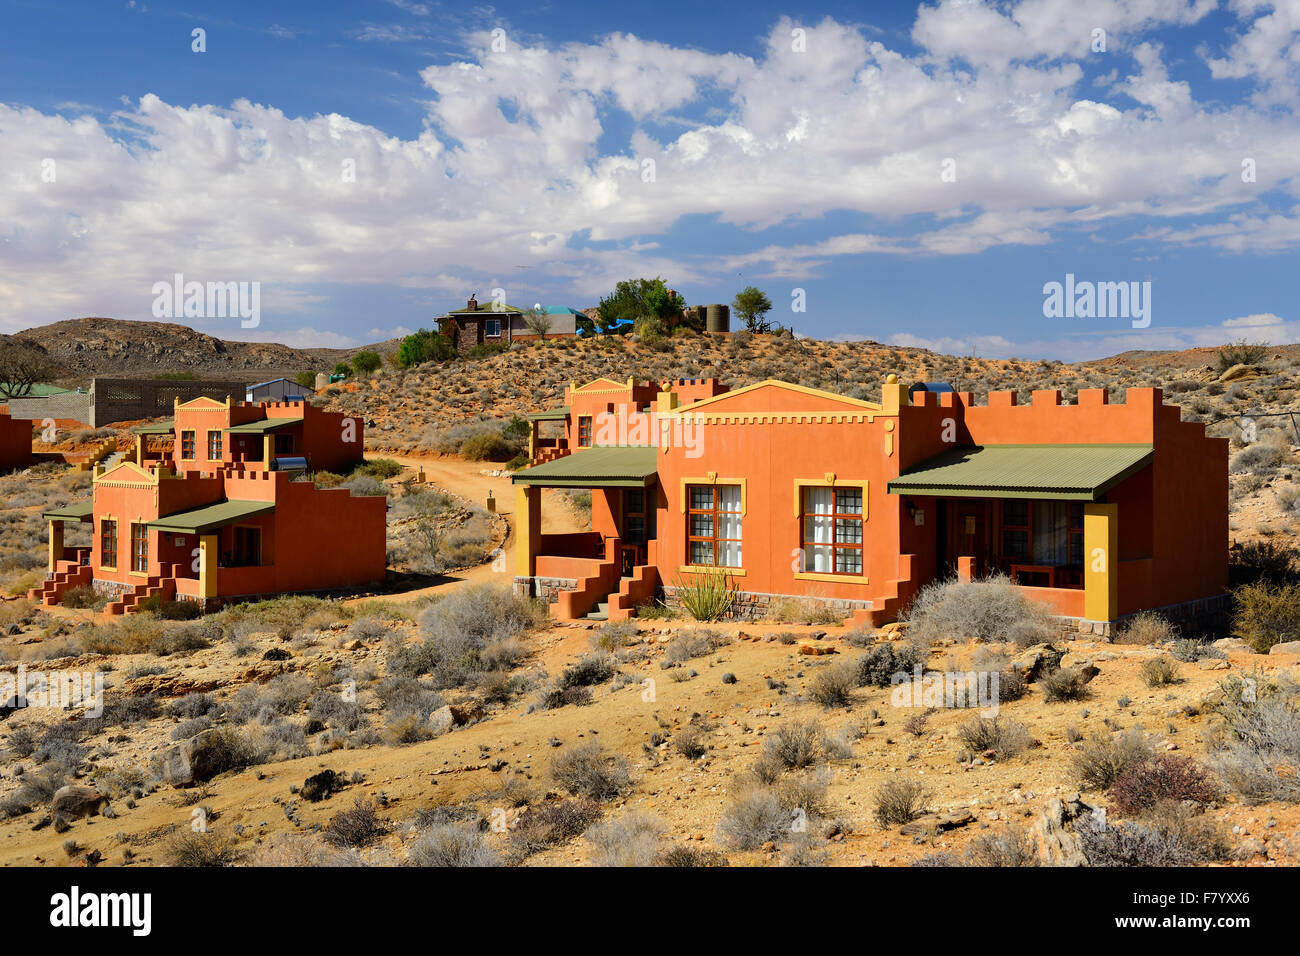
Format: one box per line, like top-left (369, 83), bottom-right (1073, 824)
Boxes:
top-left (33, 396), bottom-right (385, 614)
top-left (0, 410), bottom-right (34, 473)
top-left (513, 375), bottom-right (1229, 635)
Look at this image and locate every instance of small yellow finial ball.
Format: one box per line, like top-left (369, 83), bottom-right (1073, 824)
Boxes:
top-left (885, 373), bottom-right (899, 384)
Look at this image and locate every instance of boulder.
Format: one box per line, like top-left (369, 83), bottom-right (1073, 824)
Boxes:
top-left (448, 701), bottom-right (486, 725)
top-left (1213, 638), bottom-right (1251, 653)
top-left (1198, 658), bottom-right (1231, 670)
top-left (52, 785), bottom-right (108, 821)
top-left (1029, 794), bottom-right (1093, 866)
top-left (428, 706), bottom-right (456, 736)
top-left (1013, 644), bottom-right (1065, 682)
top-left (1269, 641), bottom-right (1300, 655)
top-left (159, 728), bottom-right (236, 787)
top-left (1218, 363), bottom-right (1259, 383)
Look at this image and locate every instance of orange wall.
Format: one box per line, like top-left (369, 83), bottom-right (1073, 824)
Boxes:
top-left (648, 381), bottom-right (1226, 619)
top-left (170, 400), bottom-right (364, 475)
top-left (89, 468), bottom-right (386, 597)
top-left (654, 383), bottom-right (899, 604)
top-left (0, 412), bottom-right (34, 471)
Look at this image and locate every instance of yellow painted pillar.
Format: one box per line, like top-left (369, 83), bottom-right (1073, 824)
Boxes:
top-left (1084, 503), bottom-right (1119, 622)
top-left (48, 520), bottom-right (63, 572)
top-left (880, 373), bottom-right (907, 415)
top-left (262, 435), bottom-right (273, 469)
top-left (515, 484), bottom-right (541, 577)
top-left (198, 534), bottom-right (219, 598)
top-left (528, 421), bottom-right (537, 459)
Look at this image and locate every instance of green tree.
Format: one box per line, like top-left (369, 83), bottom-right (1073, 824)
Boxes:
top-left (0, 338), bottom-right (59, 399)
top-left (733, 286), bottom-right (774, 333)
top-left (295, 371), bottom-right (316, 389)
top-left (596, 277), bottom-right (684, 334)
top-left (333, 362), bottom-right (353, 378)
top-left (352, 350), bottom-right (381, 375)
top-left (396, 328), bottom-right (456, 368)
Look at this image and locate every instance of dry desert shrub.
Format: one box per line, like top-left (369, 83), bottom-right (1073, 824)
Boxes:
top-left (585, 811), bottom-right (666, 866)
top-left (1115, 611), bottom-right (1177, 645)
top-left (1072, 728), bottom-right (1154, 791)
top-left (873, 779), bottom-right (928, 827)
top-left (904, 574), bottom-right (1055, 647)
top-left (407, 821), bottom-right (501, 867)
top-left (550, 743), bottom-right (631, 801)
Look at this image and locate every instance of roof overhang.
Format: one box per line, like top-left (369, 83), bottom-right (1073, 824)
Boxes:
top-left (43, 500), bottom-right (93, 522)
top-left (226, 418), bottom-right (301, 435)
top-left (525, 406), bottom-right (570, 422)
top-left (132, 419), bottom-right (175, 435)
top-left (149, 499), bottom-right (276, 534)
top-left (887, 443), bottom-right (1154, 501)
top-left (512, 445), bottom-right (658, 488)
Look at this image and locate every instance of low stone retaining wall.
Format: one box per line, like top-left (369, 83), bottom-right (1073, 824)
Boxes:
top-left (513, 575), bottom-right (579, 603)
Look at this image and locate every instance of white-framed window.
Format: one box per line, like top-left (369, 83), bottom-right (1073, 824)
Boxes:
top-left (485, 318), bottom-right (502, 338)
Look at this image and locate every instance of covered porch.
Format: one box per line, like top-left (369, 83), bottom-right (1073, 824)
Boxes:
top-left (148, 498), bottom-right (277, 602)
top-left (524, 405), bottom-right (570, 464)
top-left (889, 442), bottom-right (1154, 623)
top-left (513, 445), bottom-right (660, 620)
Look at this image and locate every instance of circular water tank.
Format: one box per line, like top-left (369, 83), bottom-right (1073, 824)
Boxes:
top-left (705, 303), bottom-right (730, 333)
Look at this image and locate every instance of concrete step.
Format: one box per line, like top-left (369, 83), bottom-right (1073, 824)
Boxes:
top-left (586, 602), bottom-right (609, 621)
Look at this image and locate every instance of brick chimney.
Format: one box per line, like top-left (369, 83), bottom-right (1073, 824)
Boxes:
top-left (467, 295), bottom-right (478, 311)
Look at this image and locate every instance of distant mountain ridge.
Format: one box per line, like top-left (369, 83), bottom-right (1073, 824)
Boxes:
top-left (4, 317), bottom-right (398, 384)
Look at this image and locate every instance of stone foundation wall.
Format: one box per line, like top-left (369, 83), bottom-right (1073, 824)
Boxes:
top-left (513, 575), bottom-right (579, 603)
top-left (660, 585), bottom-right (873, 621)
top-left (1059, 592), bottom-right (1233, 641)
top-left (92, 579), bottom-right (132, 600)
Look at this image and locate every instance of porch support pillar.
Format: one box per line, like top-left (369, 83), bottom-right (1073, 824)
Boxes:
top-left (48, 519), bottom-right (63, 573)
top-left (515, 485), bottom-right (541, 577)
top-left (262, 435), bottom-right (273, 469)
top-left (528, 421), bottom-right (538, 459)
top-left (1084, 503), bottom-right (1118, 622)
top-left (198, 534), bottom-right (219, 599)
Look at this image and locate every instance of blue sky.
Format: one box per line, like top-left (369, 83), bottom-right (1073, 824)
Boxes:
top-left (1, 0), bottom-right (1297, 359)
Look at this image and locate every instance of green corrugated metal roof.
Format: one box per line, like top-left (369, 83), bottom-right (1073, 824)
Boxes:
top-left (149, 499), bottom-right (275, 534)
top-left (888, 443), bottom-right (1153, 501)
top-left (43, 500), bottom-right (93, 521)
top-left (226, 417), bottom-right (301, 435)
top-left (512, 445), bottom-right (658, 487)
top-left (132, 419), bottom-right (174, 435)
top-left (525, 406), bottom-right (569, 421)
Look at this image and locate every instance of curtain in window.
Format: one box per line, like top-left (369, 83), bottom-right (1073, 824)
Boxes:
top-left (1032, 501), bottom-right (1069, 565)
top-left (717, 484), bottom-right (743, 567)
top-left (803, 487), bottom-right (834, 572)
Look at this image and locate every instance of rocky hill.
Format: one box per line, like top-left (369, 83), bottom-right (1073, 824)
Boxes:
top-left (4, 318), bottom-right (394, 384)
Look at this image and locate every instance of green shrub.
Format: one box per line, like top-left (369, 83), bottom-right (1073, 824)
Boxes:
top-left (1231, 580), bottom-right (1300, 653)
top-left (672, 569), bottom-right (737, 621)
top-left (1216, 339), bottom-right (1268, 372)
top-left (855, 642), bottom-right (925, 688)
top-left (461, 432), bottom-right (514, 461)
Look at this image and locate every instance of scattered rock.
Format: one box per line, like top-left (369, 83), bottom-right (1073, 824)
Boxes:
top-left (1012, 644), bottom-right (1065, 681)
top-left (1269, 641), bottom-right (1300, 655)
top-left (52, 785), bottom-right (108, 821)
